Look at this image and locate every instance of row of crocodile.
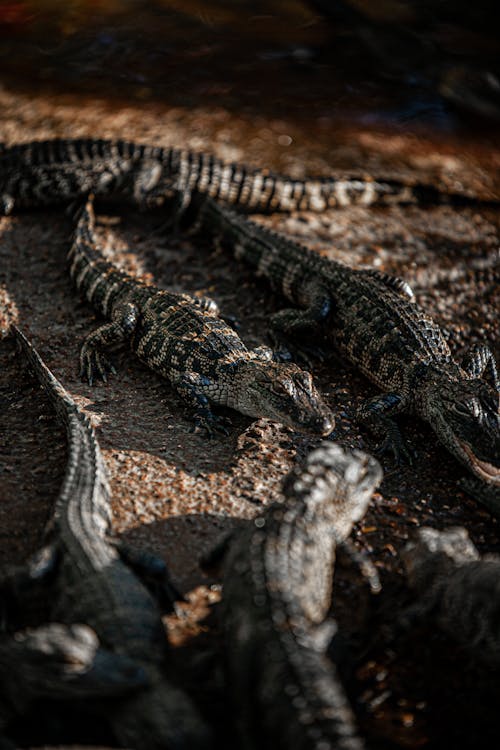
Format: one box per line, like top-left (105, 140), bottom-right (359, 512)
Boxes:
top-left (2, 328), bottom-right (499, 748)
top-left (1, 139), bottom-right (499, 747)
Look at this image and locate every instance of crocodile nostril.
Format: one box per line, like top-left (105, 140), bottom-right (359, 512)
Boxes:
top-left (316, 414), bottom-right (335, 436)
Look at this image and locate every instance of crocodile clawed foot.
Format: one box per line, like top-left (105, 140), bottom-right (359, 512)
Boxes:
top-left (79, 348), bottom-right (117, 386)
top-left (375, 433), bottom-right (415, 466)
top-left (192, 410), bottom-right (232, 438)
top-left (268, 331), bottom-right (326, 368)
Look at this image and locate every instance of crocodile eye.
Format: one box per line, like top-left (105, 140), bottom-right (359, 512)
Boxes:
top-left (271, 381), bottom-right (292, 397)
top-left (294, 371), bottom-right (313, 392)
top-left (481, 389), bottom-right (500, 415)
top-left (452, 402), bottom-right (472, 419)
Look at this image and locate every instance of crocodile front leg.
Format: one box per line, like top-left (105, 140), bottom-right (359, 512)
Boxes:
top-left (358, 391), bottom-right (413, 464)
top-left (79, 301), bottom-right (139, 385)
top-left (270, 284), bottom-right (331, 340)
top-left (173, 371), bottom-right (231, 436)
top-left (462, 343), bottom-right (499, 392)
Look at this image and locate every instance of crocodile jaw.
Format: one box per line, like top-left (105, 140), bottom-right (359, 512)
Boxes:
top-left (460, 441), bottom-right (500, 486)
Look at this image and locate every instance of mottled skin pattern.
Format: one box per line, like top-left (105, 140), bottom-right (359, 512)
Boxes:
top-left (0, 137), bottom-right (461, 217)
top-left (221, 443), bottom-right (383, 750)
top-left (403, 527), bottom-right (500, 666)
top-left (70, 198), bottom-right (334, 435)
top-left (192, 196), bottom-right (500, 486)
top-left (3, 328), bottom-right (212, 750)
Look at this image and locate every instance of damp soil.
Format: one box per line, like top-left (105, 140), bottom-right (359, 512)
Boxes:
top-left (1, 9), bottom-right (500, 747)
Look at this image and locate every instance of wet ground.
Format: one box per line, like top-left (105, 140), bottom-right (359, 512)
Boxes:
top-left (1, 4), bottom-right (500, 748)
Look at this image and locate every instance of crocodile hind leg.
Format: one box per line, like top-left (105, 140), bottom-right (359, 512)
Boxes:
top-left (462, 343), bottom-right (499, 392)
top-left (116, 543), bottom-right (184, 613)
top-left (79, 301), bottom-right (139, 385)
top-left (270, 282), bottom-right (331, 339)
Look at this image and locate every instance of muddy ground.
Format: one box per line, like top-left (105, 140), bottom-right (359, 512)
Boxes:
top-left (0, 26), bottom-right (499, 747)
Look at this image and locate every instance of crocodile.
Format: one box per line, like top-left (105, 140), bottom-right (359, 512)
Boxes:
top-left (3, 326), bottom-right (212, 750)
top-left (0, 622), bottom-right (147, 734)
top-left (402, 526), bottom-right (500, 666)
top-left (69, 197), bottom-right (334, 435)
top-left (219, 442), bottom-right (383, 750)
top-left (188, 196), bottom-right (500, 485)
top-left (0, 137), bottom-right (480, 218)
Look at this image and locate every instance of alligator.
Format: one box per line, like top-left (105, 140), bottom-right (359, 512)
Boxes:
top-left (0, 137), bottom-right (482, 218)
top-left (219, 442), bottom-right (383, 750)
top-left (0, 622), bottom-right (147, 736)
top-left (2, 327), bottom-right (212, 750)
top-left (402, 526), bottom-right (500, 666)
top-left (69, 197), bottom-right (334, 435)
top-left (187, 196), bottom-right (500, 485)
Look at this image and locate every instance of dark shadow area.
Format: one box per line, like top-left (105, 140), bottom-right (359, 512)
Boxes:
top-left (0, 335), bottom-right (66, 566)
top-left (0, 1), bottom-right (499, 136)
top-left (340, 571), bottom-right (500, 749)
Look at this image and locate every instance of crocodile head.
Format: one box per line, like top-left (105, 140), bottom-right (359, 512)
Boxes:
top-left (403, 526), bottom-right (479, 593)
top-left (229, 360), bottom-right (334, 435)
top-left (423, 377), bottom-right (500, 485)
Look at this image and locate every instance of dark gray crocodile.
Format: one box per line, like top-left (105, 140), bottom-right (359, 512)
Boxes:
top-left (0, 622), bottom-right (146, 735)
top-left (2, 327), bottom-right (212, 750)
top-left (189, 196), bottom-right (500, 486)
top-left (219, 442), bottom-right (383, 750)
top-left (70, 197), bottom-right (334, 435)
top-left (0, 137), bottom-right (480, 218)
top-left (402, 526), bottom-right (500, 666)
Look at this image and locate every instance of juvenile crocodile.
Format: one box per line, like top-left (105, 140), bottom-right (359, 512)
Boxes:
top-left (0, 622), bottom-right (146, 733)
top-left (190, 196), bottom-right (500, 485)
top-left (4, 327), bottom-right (212, 750)
top-left (402, 526), bottom-right (500, 666)
top-left (0, 137), bottom-right (479, 217)
top-left (70, 197), bottom-right (334, 435)
top-left (220, 442), bottom-right (383, 750)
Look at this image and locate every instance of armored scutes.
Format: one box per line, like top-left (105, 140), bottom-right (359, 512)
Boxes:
top-left (2, 328), bottom-right (211, 750)
top-left (220, 442), bottom-right (383, 749)
top-left (0, 137), bottom-right (460, 217)
top-left (192, 196), bottom-right (500, 486)
top-left (70, 198), bottom-right (334, 436)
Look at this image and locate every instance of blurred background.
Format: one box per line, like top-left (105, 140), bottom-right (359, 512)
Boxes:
top-left (0, 0), bottom-right (499, 129)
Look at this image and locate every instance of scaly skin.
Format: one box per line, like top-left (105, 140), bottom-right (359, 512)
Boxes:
top-left (70, 198), bottom-right (334, 435)
top-left (221, 442), bottom-right (383, 750)
top-left (5, 327), bottom-right (212, 750)
top-left (0, 137), bottom-right (479, 217)
top-left (191, 196), bottom-right (500, 486)
top-left (402, 527), bottom-right (500, 666)
top-left (0, 622), bottom-right (147, 731)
